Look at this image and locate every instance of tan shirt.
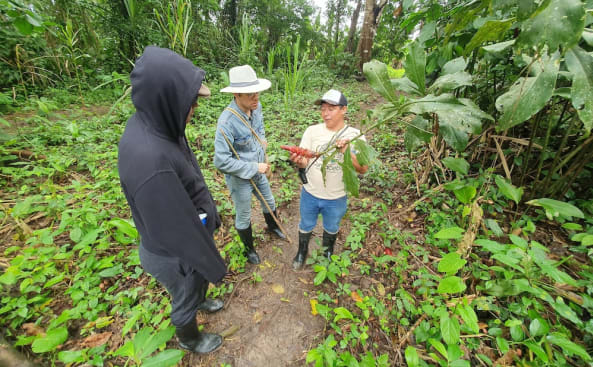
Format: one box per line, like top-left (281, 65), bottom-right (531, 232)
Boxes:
top-left (300, 123), bottom-right (366, 200)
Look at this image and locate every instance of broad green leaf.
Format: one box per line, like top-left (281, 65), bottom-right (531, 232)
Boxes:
top-left (438, 276), bottom-right (467, 294)
top-left (517, 0), bottom-right (585, 51)
top-left (442, 157), bottom-right (469, 176)
top-left (465, 19), bottom-right (514, 55)
top-left (547, 333), bottom-right (592, 361)
top-left (391, 77), bottom-right (421, 96)
top-left (132, 327), bottom-right (153, 357)
top-left (438, 253), bottom-right (467, 275)
top-left (517, 0), bottom-right (538, 20)
top-left (581, 235), bottom-right (593, 246)
top-left (409, 95), bottom-right (491, 151)
top-left (562, 222), bottom-right (583, 231)
top-left (334, 307), bottom-right (354, 322)
top-left (58, 350), bottom-right (85, 364)
top-left (404, 41), bottom-right (426, 94)
top-left (523, 341), bottom-right (549, 363)
top-left (340, 146), bottom-right (359, 198)
top-left (428, 338), bottom-right (447, 358)
top-left (526, 198), bottom-right (584, 219)
top-left (122, 308), bottom-right (143, 337)
top-left (583, 28), bottom-right (593, 46)
top-left (549, 298), bottom-right (583, 326)
top-left (435, 227), bottom-right (464, 240)
top-left (353, 139), bottom-right (378, 168)
top-left (484, 279), bottom-right (523, 297)
top-left (485, 219), bottom-right (504, 237)
top-left (449, 360), bottom-right (470, 367)
top-left (404, 116), bottom-right (432, 152)
top-left (496, 52), bottom-right (559, 130)
top-left (529, 318), bottom-right (550, 337)
top-left (457, 302), bottom-right (479, 333)
top-left (494, 175), bottom-right (523, 204)
top-left (114, 340), bottom-right (135, 358)
top-left (141, 349), bottom-right (185, 367)
top-left (405, 346), bottom-right (420, 367)
top-left (428, 72), bottom-right (472, 94)
top-left (496, 336), bottom-right (510, 354)
top-left (363, 60), bottom-right (397, 102)
top-left (108, 218), bottom-right (139, 239)
top-left (418, 21), bottom-right (436, 45)
top-left (440, 314), bottom-right (460, 345)
top-left (454, 185), bottom-right (476, 204)
top-left (441, 57), bottom-right (467, 75)
top-left (565, 46), bottom-right (593, 132)
top-left (482, 40), bottom-right (515, 53)
top-left (13, 16), bottom-right (34, 35)
top-left (32, 327), bottom-right (68, 353)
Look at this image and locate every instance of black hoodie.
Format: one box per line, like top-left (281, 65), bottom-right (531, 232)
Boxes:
top-left (118, 46), bottom-right (226, 283)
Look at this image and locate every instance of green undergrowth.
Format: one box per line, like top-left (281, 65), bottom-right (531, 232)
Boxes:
top-left (0, 80), bottom-right (372, 366)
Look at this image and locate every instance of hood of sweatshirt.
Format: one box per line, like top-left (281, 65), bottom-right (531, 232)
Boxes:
top-left (130, 46), bottom-right (206, 139)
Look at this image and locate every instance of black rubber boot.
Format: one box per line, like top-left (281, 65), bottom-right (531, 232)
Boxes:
top-left (237, 225), bottom-right (260, 264)
top-left (176, 319), bottom-right (222, 354)
top-left (322, 231), bottom-right (338, 260)
top-left (292, 231), bottom-right (312, 269)
top-left (263, 210), bottom-right (286, 240)
top-left (196, 280), bottom-right (224, 313)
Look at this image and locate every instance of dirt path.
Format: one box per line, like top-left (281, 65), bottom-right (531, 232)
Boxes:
top-left (191, 202), bottom-right (327, 367)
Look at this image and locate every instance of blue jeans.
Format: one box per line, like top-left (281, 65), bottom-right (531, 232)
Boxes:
top-left (299, 187), bottom-right (347, 234)
top-left (226, 173), bottom-right (276, 230)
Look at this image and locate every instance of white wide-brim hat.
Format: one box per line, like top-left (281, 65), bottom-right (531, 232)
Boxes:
top-left (220, 65), bottom-right (271, 93)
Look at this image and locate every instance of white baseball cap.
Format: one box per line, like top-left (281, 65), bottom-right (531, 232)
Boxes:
top-left (314, 89), bottom-right (348, 106)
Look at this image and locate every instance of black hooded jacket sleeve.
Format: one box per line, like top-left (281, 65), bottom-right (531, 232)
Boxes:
top-left (118, 46), bottom-right (226, 283)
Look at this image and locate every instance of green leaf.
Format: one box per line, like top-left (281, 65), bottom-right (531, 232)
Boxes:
top-left (441, 57), bottom-right (467, 75)
top-left (583, 28), bottom-right (593, 46)
top-left (429, 72), bottom-right (473, 94)
top-left (442, 157), bottom-right (469, 176)
top-left (363, 60), bottom-right (398, 102)
top-left (108, 218), bottom-right (139, 239)
top-left (485, 219), bottom-right (504, 237)
top-left (408, 95), bottom-right (492, 151)
top-left (581, 234), bottom-right (593, 246)
top-left (438, 276), bottom-right (467, 294)
top-left (529, 318), bottom-right (550, 337)
top-left (353, 139), bottom-right (378, 168)
top-left (526, 198), bottom-right (584, 219)
top-left (58, 350), bottom-right (86, 364)
top-left (405, 346), bottom-right (420, 367)
top-left (404, 116), bottom-right (432, 152)
top-left (565, 46), bottom-right (593, 132)
top-left (391, 77), bottom-right (421, 96)
top-left (141, 349), bottom-right (185, 367)
top-left (494, 175), bottom-right (523, 204)
top-left (313, 266), bottom-right (327, 285)
top-left (404, 41), bottom-right (426, 94)
top-left (334, 307), bottom-right (355, 322)
top-left (454, 185), bottom-right (476, 204)
top-left (547, 332), bottom-right (592, 361)
top-left (122, 308), bottom-right (143, 337)
top-left (496, 52), bottom-right (559, 130)
top-left (340, 146), bottom-right (359, 198)
top-left (435, 227), bottom-right (464, 240)
top-left (438, 253), bottom-right (467, 275)
top-left (465, 19), bottom-right (514, 55)
top-left (457, 302), bottom-right (479, 334)
top-left (114, 340), bottom-right (135, 358)
top-left (523, 341), bottom-right (549, 363)
top-left (482, 40), bottom-right (515, 53)
top-left (13, 16), bottom-right (34, 35)
top-left (32, 327), bottom-right (68, 353)
top-left (440, 314), bottom-right (460, 345)
top-left (517, 0), bottom-right (585, 51)
top-left (549, 297), bottom-right (583, 326)
top-left (428, 338), bottom-right (448, 358)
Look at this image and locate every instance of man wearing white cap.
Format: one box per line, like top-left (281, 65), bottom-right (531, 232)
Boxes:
top-left (290, 89), bottom-right (368, 269)
top-left (214, 65), bottom-right (285, 265)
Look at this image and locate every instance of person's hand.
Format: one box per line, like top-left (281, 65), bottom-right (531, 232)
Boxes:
top-left (258, 163), bottom-right (269, 173)
top-left (289, 152), bottom-right (308, 168)
top-left (336, 139), bottom-right (350, 153)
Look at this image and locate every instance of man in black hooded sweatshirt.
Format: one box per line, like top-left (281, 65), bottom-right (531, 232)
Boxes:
top-left (118, 46), bottom-right (226, 354)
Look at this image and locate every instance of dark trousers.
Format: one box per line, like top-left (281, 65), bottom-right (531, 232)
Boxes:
top-left (139, 245), bottom-right (207, 327)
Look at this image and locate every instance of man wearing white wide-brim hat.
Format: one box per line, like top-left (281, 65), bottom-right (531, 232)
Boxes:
top-left (214, 65), bottom-right (285, 266)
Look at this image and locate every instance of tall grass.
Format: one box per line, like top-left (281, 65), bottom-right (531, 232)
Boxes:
top-left (154, 0), bottom-right (194, 57)
top-left (282, 35), bottom-right (310, 107)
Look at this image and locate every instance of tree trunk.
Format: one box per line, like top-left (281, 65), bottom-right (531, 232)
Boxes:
top-left (355, 0), bottom-right (388, 70)
top-left (345, 0), bottom-right (363, 53)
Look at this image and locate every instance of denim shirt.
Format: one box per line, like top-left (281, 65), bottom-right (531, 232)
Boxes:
top-left (214, 99), bottom-right (267, 180)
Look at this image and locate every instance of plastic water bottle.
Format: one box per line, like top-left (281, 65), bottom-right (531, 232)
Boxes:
top-left (199, 213), bottom-right (207, 225)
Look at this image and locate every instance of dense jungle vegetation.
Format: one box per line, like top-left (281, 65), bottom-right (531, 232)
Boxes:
top-left (1, 0), bottom-right (593, 366)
